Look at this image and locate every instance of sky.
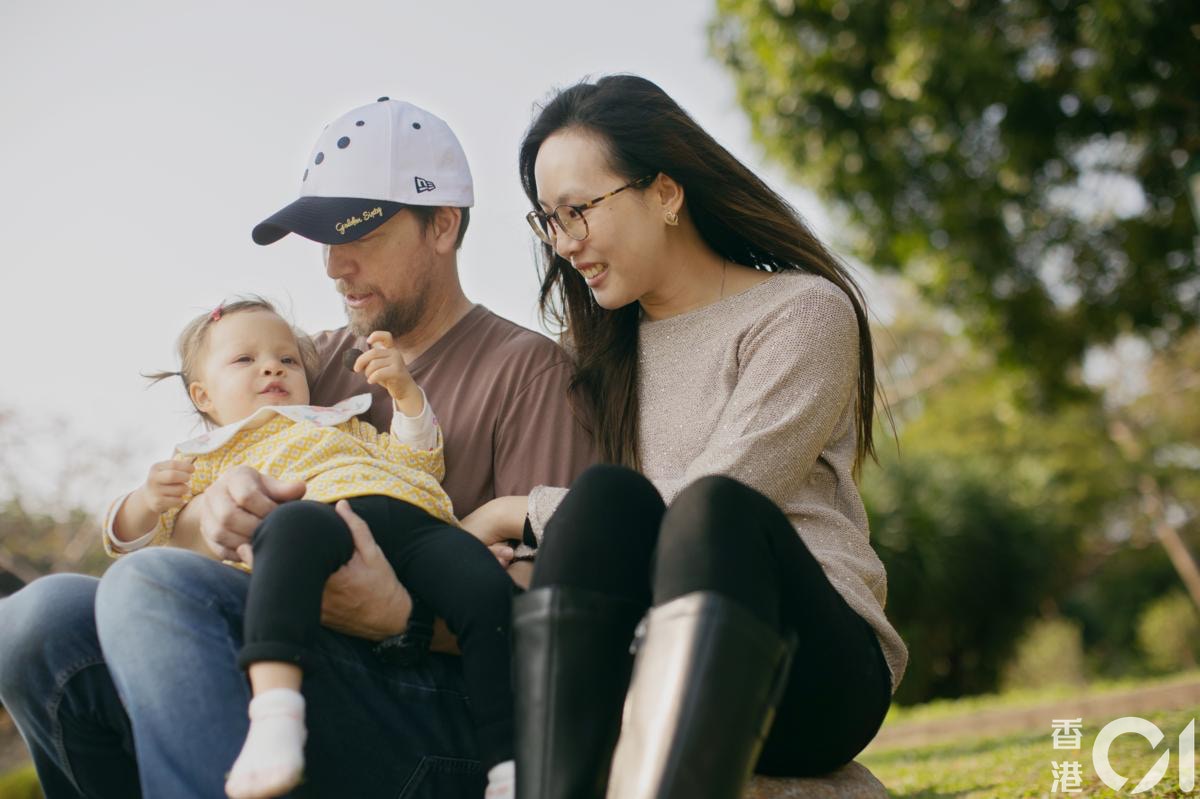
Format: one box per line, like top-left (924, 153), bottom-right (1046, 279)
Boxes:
top-left (0, 0), bottom-right (839, 511)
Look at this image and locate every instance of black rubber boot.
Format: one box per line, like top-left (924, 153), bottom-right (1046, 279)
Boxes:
top-left (604, 591), bottom-right (797, 799)
top-left (513, 586), bottom-right (645, 799)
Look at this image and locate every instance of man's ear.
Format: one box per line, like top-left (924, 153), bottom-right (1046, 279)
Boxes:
top-left (189, 381), bottom-right (213, 415)
top-left (655, 173), bottom-right (685, 218)
top-left (429, 206), bottom-right (463, 255)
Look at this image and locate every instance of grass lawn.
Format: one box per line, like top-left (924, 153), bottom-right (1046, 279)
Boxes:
top-left (1, 674), bottom-right (1196, 798)
top-left (0, 764), bottom-right (39, 799)
top-left (863, 701), bottom-right (1197, 797)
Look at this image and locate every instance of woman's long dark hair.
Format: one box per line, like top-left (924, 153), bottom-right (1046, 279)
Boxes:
top-left (519, 75), bottom-right (880, 476)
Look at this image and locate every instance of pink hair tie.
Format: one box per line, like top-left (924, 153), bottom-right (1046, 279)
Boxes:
top-left (210, 304), bottom-right (223, 321)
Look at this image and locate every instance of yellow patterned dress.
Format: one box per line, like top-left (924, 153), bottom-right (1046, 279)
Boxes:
top-left (103, 394), bottom-right (456, 560)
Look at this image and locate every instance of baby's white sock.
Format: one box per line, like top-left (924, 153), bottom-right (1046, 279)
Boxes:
top-left (485, 759), bottom-right (515, 799)
top-left (225, 688), bottom-right (307, 799)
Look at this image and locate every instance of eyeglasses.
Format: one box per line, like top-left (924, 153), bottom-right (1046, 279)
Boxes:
top-left (526, 174), bottom-right (656, 245)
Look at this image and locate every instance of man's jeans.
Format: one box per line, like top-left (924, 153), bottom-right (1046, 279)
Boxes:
top-left (0, 548), bottom-right (483, 798)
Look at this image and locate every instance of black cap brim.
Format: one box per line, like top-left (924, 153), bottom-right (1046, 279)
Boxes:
top-left (252, 197), bottom-right (407, 245)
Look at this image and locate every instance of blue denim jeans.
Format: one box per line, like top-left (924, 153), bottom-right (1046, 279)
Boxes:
top-left (0, 573), bottom-right (139, 797)
top-left (0, 548), bottom-right (484, 798)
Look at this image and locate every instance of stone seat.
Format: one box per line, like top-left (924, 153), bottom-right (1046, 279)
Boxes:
top-left (743, 761), bottom-right (888, 798)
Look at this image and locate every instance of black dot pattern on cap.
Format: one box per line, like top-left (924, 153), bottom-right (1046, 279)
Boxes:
top-left (355, 120), bottom-right (364, 126)
top-left (315, 152), bottom-right (325, 165)
top-left (302, 168), bottom-right (309, 182)
top-left (337, 136), bottom-right (350, 149)
top-left (412, 122), bottom-right (421, 130)
top-left (377, 96), bottom-right (389, 102)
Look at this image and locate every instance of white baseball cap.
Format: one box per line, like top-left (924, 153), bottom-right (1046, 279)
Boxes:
top-left (253, 97), bottom-right (474, 245)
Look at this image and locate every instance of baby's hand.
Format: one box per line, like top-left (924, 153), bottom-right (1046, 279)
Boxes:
top-left (140, 459), bottom-right (194, 514)
top-left (355, 331), bottom-right (421, 412)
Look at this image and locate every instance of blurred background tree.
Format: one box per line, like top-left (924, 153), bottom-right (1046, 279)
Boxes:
top-left (712, 0), bottom-right (1198, 393)
top-left (710, 0), bottom-right (1200, 703)
top-left (0, 409), bottom-right (122, 593)
top-left (859, 285), bottom-right (1199, 702)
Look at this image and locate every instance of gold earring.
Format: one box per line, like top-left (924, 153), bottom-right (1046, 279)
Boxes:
top-left (664, 209), bottom-right (679, 226)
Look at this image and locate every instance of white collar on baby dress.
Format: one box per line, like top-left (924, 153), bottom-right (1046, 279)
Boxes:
top-left (174, 393), bottom-right (373, 456)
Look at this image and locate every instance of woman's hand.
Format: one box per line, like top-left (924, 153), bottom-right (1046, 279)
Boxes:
top-left (459, 496), bottom-right (528, 548)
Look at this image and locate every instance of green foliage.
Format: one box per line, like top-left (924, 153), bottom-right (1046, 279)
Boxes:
top-left (1063, 539), bottom-right (1184, 677)
top-left (0, 500), bottom-right (109, 586)
top-left (712, 0), bottom-right (1200, 395)
top-left (863, 284), bottom-right (1200, 693)
top-left (1001, 616), bottom-right (1087, 691)
top-left (0, 764), bottom-right (41, 799)
top-left (1137, 589), bottom-right (1200, 673)
top-left (881, 667), bottom-right (1200, 726)
top-left (864, 451), bottom-right (1076, 704)
top-left (860, 317), bottom-right (1144, 701)
top-left (709, 0), bottom-right (1200, 691)
top-left (885, 362), bottom-right (1129, 534)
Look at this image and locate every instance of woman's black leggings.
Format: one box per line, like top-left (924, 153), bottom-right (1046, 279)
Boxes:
top-left (239, 496), bottom-right (516, 769)
top-left (530, 464), bottom-right (892, 777)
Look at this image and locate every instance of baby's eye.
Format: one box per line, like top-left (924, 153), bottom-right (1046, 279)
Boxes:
top-left (282, 356), bottom-right (299, 365)
top-left (234, 355), bottom-right (253, 364)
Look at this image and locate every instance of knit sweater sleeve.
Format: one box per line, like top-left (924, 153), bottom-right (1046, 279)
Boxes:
top-left (524, 485), bottom-right (571, 544)
top-left (676, 283), bottom-right (860, 509)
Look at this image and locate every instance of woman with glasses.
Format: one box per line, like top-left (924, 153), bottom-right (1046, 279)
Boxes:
top-left (461, 75), bottom-right (907, 799)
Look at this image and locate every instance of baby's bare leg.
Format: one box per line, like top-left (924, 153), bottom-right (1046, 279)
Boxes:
top-left (224, 663), bottom-right (307, 799)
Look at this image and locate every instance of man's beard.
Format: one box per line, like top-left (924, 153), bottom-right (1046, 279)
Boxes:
top-left (348, 296), bottom-right (424, 339)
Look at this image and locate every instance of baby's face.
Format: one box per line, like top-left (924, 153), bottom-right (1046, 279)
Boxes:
top-left (190, 310), bottom-right (311, 426)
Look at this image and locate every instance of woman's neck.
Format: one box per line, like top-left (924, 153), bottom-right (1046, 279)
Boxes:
top-left (638, 233), bottom-right (731, 322)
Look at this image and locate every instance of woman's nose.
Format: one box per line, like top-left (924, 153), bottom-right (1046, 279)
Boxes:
top-left (554, 233), bottom-right (583, 261)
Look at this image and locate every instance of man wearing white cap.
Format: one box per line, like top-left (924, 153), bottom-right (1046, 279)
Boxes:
top-left (0, 98), bottom-right (595, 799)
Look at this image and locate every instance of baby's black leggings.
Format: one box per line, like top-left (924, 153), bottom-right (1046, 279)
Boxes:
top-left (239, 496), bottom-right (515, 769)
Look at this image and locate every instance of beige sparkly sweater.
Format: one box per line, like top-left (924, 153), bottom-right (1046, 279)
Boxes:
top-left (526, 271), bottom-right (908, 694)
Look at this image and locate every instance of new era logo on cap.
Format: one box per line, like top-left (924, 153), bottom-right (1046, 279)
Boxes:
top-left (252, 97), bottom-right (473, 245)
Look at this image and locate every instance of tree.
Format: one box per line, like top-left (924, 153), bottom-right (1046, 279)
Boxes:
top-left (711, 0), bottom-right (1199, 395)
top-left (865, 451), bottom-right (1078, 702)
top-left (712, 0), bottom-right (1200, 673)
top-left (0, 408), bottom-right (129, 588)
top-left (861, 278), bottom-right (1199, 695)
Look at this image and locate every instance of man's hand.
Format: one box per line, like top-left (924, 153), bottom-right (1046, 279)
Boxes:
top-left (319, 500), bottom-right (414, 641)
top-left (197, 465), bottom-right (306, 562)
